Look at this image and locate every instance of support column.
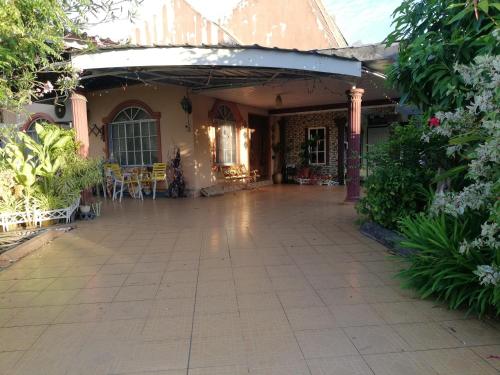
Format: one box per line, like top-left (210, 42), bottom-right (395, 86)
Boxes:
top-left (70, 92), bottom-right (89, 157)
top-left (345, 87), bottom-right (364, 202)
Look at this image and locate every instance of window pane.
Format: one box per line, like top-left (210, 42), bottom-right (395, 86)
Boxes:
top-left (141, 122), bottom-right (149, 137)
top-left (142, 137), bottom-right (150, 150)
top-left (318, 152), bottom-right (325, 164)
top-left (317, 128), bottom-right (325, 138)
top-left (126, 122), bottom-right (133, 137)
top-left (118, 125), bottom-right (124, 138)
top-left (310, 153), bottom-right (317, 164)
top-left (135, 152), bottom-right (142, 164)
top-left (143, 152), bottom-right (151, 165)
top-left (150, 136), bottom-right (157, 151)
top-left (318, 140), bottom-right (325, 151)
top-left (149, 122), bottom-right (157, 136)
top-left (127, 152), bottom-right (136, 165)
top-left (127, 138), bottom-right (134, 151)
top-left (134, 123), bottom-right (141, 137)
top-left (119, 152), bottom-right (126, 165)
top-left (134, 137), bottom-right (141, 150)
top-left (152, 152), bottom-right (159, 163)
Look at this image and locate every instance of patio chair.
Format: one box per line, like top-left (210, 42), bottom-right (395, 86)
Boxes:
top-left (109, 164), bottom-right (143, 202)
top-left (151, 162), bottom-right (167, 199)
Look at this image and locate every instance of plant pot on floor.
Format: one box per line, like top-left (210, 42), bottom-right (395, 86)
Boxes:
top-left (79, 205), bottom-right (91, 214)
top-left (272, 172), bottom-right (283, 184)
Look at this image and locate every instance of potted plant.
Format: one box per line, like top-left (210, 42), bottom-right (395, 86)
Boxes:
top-left (299, 137), bottom-right (317, 178)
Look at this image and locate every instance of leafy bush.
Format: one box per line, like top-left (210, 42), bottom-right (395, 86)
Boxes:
top-left (398, 214), bottom-right (499, 316)
top-left (397, 51), bottom-right (499, 317)
top-left (0, 123), bottom-right (103, 215)
top-left (386, 0), bottom-right (499, 112)
top-left (356, 122), bottom-right (447, 229)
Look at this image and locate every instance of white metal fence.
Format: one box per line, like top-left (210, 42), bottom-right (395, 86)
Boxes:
top-left (1, 198), bottom-right (80, 232)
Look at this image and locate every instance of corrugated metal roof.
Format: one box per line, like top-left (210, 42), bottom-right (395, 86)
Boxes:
top-left (69, 42), bottom-right (360, 62)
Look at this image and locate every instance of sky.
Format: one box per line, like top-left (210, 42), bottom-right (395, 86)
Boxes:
top-left (89, 0), bottom-right (402, 46)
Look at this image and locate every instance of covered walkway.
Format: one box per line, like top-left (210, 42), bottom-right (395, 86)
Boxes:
top-left (0, 186), bottom-right (499, 374)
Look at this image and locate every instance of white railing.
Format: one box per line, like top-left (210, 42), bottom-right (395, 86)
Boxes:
top-left (1, 197), bottom-right (80, 232)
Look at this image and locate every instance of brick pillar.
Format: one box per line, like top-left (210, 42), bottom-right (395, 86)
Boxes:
top-left (345, 88), bottom-right (364, 202)
top-left (70, 92), bottom-right (89, 157)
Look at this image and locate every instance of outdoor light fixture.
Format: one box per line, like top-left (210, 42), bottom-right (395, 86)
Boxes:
top-left (275, 94), bottom-right (283, 108)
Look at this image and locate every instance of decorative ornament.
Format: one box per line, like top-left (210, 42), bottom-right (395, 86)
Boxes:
top-left (88, 123), bottom-right (103, 137)
top-left (180, 95), bottom-right (193, 131)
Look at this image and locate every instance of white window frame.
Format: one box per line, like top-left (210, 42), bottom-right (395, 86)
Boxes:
top-left (214, 105), bottom-right (237, 166)
top-left (109, 107), bottom-right (159, 166)
top-left (308, 127), bottom-right (326, 165)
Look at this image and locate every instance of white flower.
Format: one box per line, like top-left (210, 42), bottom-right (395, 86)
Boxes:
top-left (474, 265), bottom-right (500, 286)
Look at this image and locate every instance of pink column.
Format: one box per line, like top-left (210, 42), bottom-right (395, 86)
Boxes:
top-left (345, 87), bottom-right (364, 202)
top-left (70, 92), bottom-right (89, 157)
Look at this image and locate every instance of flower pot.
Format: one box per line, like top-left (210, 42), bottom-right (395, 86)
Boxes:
top-left (79, 205), bottom-right (91, 214)
top-left (272, 172), bottom-right (283, 184)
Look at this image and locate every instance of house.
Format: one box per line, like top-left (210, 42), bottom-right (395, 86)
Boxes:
top-left (8, 0), bottom-right (407, 201)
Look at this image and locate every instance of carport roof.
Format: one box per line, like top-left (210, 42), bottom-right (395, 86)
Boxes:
top-left (71, 44), bottom-right (362, 92)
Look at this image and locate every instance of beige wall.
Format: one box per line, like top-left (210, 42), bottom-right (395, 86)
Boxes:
top-left (86, 84), bottom-right (267, 194)
top-left (223, 0), bottom-right (347, 49)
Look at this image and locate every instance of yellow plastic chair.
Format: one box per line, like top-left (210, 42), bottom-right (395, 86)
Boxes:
top-left (109, 164), bottom-right (143, 202)
top-left (151, 163), bottom-right (167, 200)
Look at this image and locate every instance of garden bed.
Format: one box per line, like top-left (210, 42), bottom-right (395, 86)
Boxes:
top-left (1, 197), bottom-right (80, 232)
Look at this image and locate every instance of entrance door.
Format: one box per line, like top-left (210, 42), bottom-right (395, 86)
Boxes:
top-left (248, 114), bottom-right (270, 179)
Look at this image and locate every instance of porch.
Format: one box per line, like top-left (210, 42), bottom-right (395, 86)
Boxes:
top-left (0, 186), bottom-right (499, 374)
top-left (69, 44), bottom-right (401, 200)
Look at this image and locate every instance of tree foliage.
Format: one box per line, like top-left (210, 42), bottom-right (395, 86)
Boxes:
top-left (386, 0), bottom-right (499, 112)
top-left (0, 0), bottom-right (140, 113)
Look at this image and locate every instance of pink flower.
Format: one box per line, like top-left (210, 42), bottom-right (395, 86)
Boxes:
top-left (428, 117), bottom-right (440, 128)
top-left (42, 81), bottom-right (54, 94)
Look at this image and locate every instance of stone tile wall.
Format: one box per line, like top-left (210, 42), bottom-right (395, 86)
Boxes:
top-left (284, 112), bottom-right (340, 177)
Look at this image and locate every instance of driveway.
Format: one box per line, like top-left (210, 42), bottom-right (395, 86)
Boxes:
top-left (0, 185), bottom-right (499, 374)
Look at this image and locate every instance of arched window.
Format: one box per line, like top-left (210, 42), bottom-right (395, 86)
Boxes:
top-left (109, 107), bottom-right (159, 166)
top-left (214, 105), bottom-right (237, 165)
top-left (22, 113), bottom-right (56, 143)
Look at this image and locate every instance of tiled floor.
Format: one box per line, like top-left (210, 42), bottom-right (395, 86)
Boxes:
top-left (0, 185), bottom-right (499, 374)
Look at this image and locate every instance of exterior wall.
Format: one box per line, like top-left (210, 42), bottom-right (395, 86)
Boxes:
top-left (86, 84), bottom-right (267, 195)
top-left (87, 84), bottom-right (197, 192)
top-left (129, 0), bottom-right (236, 46)
top-left (223, 0), bottom-right (347, 50)
top-left (1, 103), bottom-right (73, 127)
top-left (126, 0), bottom-right (346, 50)
top-left (192, 96), bottom-right (268, 191)
top-left (284, 112), bottom-right (339, 177)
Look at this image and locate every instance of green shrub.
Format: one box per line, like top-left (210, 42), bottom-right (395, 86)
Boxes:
top-left (398, 214), bottom-right (499, 317)
top-left (356, 122), bottom-right (447, 229)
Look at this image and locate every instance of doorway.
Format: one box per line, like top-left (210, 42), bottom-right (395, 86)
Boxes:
top-left (248, 114), bottom-right (270, 179)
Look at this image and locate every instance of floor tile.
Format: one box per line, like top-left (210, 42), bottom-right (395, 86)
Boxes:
top-left (344, 325), bottom-right (410, 354)
top-left (295, 328), bottom-right (358, 359)
top-left (329, 304), bottom-right (385, 327)
top-left (307, 355), bottom-right (373, 375)
top-left (0, 325), bottom-right (47, 351)
top-left (363, 352), bottom-right (437, 375)
top-left (392, 322), bottom-right (463, 350)
top-left (286, 307), bottom-right (337, 331)
top-left (411, 348), bottom-right (498, 375)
